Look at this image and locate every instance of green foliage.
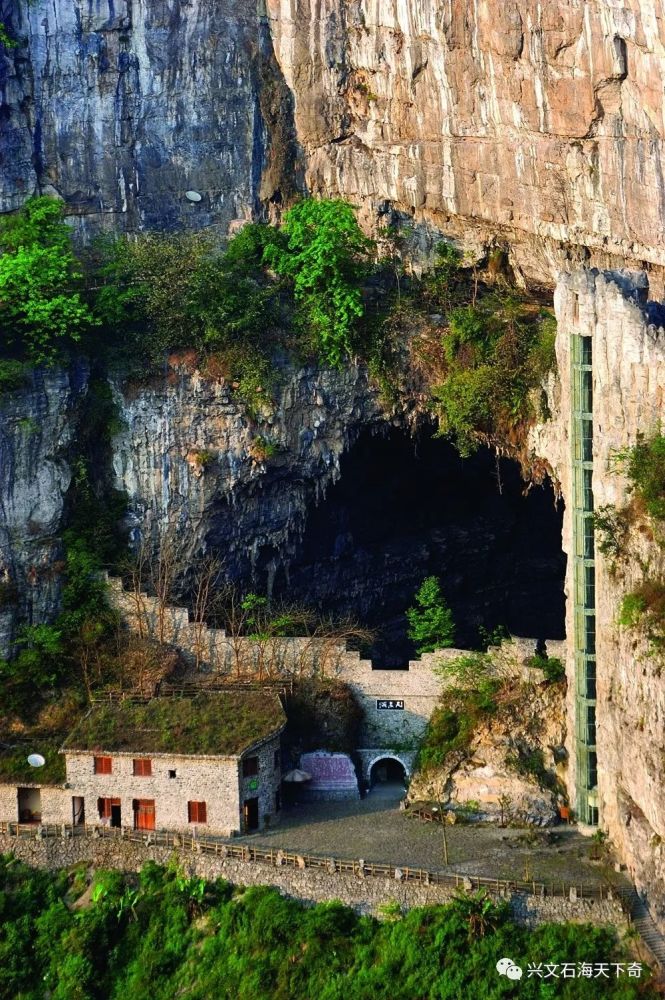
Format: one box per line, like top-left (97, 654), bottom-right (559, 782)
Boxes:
top-left (95, 231), bottom-right (214, 371)
top-left (406, 576), bottom-right (455, 654)
top-left (0, 359), bottom-right (29, 392)
top-left (618, 433), bottom-right (665, 521)
top-left (527, 654), bottom-right (566, 684)
top-left (0, 22), bottom-right (18, 48)
top-left (0, 197), bottom-right (98, 364)
top-left (192, 223), bottom-right (284, 351)
top-left (619, 592), bottom-right (647, 629)
top-left (426, 271), bottom-right (557, 455)
top-left (265, 198), bottom-right (374, 366)
top-left (619, 581), bottom-right (665, 655)
top-left (420, 242), bottom-right (464, 314)
top-left (592, 504), bottom-right (630, 561)
top-left (0, 859), bottom-right (653, 1000)
top-left (0, 623), bottom-right (65, 688)
top-left (419, 653), bottom-right (501, 770)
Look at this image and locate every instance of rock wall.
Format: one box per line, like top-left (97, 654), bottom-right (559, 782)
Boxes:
top-left (4, 1), bottom-right (665, 285)
top-left (0, 363), bottom-right (88, 658)
top-left (534, 269), bottom-right (665, 930)
top-left (110, 362), bottom-right (388, 588)
top-left (0, 0), bottom-right (301, 235)
top-left (0, 832), bottom-right (627, 927)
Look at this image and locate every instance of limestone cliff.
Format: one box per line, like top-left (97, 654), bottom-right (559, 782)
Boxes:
top-left (0, 364), bottom-right (89, 658)
top-left (110, 361), bottom-right (388, 586)
top-left (4, 1), bottom-right (665, 286)
top-left (533, 269), bottom-right (665, 930)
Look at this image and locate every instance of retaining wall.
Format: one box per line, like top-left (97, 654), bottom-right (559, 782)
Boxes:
top-left (0, 833), bottom-right (626, 928)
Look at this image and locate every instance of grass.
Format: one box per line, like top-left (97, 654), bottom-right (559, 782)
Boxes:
top-left (0, 859), bottom-right (655, 999)
top-left (0, 740), bottom-right (66, 785)
top-left (62, 692), bottom-right (286, 756)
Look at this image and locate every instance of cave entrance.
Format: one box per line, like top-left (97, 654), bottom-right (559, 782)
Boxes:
top-left (267, 426), bottom-right (566, 666)
top-left (369, 757), bottom-right (407, 795)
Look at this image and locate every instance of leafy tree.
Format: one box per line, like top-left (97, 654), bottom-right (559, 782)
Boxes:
top-left (95, 231), bottom-right (214, 370)
top-left (0, 197), bottom-right (97, 364)
top-left (406, 576), bottom-right (455, 653)
top-left (191, 223), bottom-right (284, 350)
top-left (264, 198), bottom-right (374, 366)
top-left (619, 433), bottom-right (665, 521)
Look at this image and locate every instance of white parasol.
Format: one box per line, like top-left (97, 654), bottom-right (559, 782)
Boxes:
top-left (282, 768), bottom-right (312, 783)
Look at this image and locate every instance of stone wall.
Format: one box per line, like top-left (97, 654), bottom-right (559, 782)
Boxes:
top-left (0, 833), bottom-right (627, 928)
top-left (532, 268), bottom-right (665, 930)
top-left (0, 784), bottom-right (72, 825)
top-left (60, 738), bottom-right (282, 836)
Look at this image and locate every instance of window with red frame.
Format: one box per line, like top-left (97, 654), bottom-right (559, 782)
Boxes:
top-left (133, 758), bottom-right (152, 776)
top-left (93, 756), bottom-right (112, 775)
top-left (187, 801), bottom-right (207, 824)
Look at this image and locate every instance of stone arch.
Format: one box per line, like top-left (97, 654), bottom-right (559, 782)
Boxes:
top-left (367, 754), bottom-right (409, 786)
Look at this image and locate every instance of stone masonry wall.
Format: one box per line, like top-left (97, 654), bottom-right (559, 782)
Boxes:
top-left (108, 576), bottom-right (558, 753)
top-left (0, 834), bottom-right (627, 929)
top-left (61, 736), bottom-right (281, 836)
top-left (0, 784), bottom-right (72, 825)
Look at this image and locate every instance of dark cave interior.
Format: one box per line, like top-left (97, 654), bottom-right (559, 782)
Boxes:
top-left (270, 427), bottom-right (566, 667)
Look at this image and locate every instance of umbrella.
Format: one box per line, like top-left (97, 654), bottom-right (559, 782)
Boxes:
top-left (282, 768), bottom-right (312, 783)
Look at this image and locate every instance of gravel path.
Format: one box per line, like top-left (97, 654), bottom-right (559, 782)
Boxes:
top-left (235, 787), bottom-right (619, 889)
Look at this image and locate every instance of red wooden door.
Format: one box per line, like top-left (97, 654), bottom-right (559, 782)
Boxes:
top-left (133, 799), bottom-right (155, 831)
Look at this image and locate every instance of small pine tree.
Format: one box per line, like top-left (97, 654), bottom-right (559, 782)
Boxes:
top-left (406, 576), bottom-right (455, 654)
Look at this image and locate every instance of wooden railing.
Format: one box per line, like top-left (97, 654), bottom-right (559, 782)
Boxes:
top-left (0, 821), bottom-right (620, 903)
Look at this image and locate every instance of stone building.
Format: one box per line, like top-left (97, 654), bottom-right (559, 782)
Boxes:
top-left (1, 692), bottom-right (286, 837)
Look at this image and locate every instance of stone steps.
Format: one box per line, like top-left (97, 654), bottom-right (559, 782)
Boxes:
top-left (618, 888), bottom-right (665, 969)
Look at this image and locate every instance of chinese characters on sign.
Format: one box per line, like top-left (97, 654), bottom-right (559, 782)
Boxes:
top-left (376, 699), bottom-right (405, 711)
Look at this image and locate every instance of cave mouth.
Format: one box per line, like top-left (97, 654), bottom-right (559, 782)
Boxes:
top-left (269, 426), bottom-right (566, 668)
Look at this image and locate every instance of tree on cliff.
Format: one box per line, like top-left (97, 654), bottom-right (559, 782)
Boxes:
top-left (407, 576), bottom-right (455, 654)
top-left (264, 198), bottom-right (375, 367)
top-left (0, 196), bottom-right (97, 365)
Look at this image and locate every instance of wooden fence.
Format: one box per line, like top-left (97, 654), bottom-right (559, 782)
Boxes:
top-left (0, 820), bottom-right (624, 905)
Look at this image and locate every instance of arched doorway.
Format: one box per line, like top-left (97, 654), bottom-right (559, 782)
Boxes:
top-left (369, 756), bottom-right (407, 797)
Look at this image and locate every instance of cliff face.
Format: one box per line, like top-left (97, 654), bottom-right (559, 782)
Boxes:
top-left (0, 364), bottom-right (88, 658)
top-left (267, 0), bottom-right (665, 287)
top-left (110, 362), bottom-right (388, 587)
top-left (534, 270), bottom-right (665, 929)
top-left (4, 0), bottom-right (665, 285)
top-left (0, 0), bottom-right (301, 234)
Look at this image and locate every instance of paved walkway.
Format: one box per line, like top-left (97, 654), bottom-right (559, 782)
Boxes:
top-left (236, 789), bottom-right (622, 889)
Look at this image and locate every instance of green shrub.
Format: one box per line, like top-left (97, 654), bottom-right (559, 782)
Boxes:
top-left (0, 359), bottom-right (29, 392)
top-left (0, 22), bottom-right (18, 48)
top-left (0, 859), bottom-right (655, 999)
top-left (619, 580), bottom-right (665, 654)
top-left (527, 654), bottom-right (566, 684)
top-left (264, 198), bottom-right (374, 367)
top-left (592, 504), bottom-right (630, 560)
top-left (406, 576), bottom-right (455, 654)
top-left (0, 197), bottom-right (98, 365)
top-left (618, 433), bottom-right (665, 521)
top-left (430, 288), bottom-right (557, 456)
